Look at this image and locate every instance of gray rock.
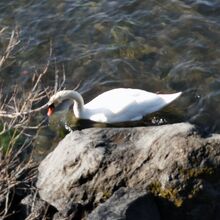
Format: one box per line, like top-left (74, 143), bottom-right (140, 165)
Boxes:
top-left (88, 187), bottom-right (160, 220)
top-left (36, 123), bottom-right (220, 219)
top-left (19, 194), bottom-right (51, 220)
top-left (52, 202), bottom-right (82, 220)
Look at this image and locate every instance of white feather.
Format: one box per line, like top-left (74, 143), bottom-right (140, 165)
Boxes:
top-left (48, 88), bottom-right (182, 123)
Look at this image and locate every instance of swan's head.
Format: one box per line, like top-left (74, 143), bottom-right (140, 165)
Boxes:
top-left (47, 91), bottom-right (74, 116)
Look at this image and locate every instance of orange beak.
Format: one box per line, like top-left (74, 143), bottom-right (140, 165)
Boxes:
top-left (47, 105), bottom-right (55, 116)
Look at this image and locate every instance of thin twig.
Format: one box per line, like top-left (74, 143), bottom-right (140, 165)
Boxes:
top-left (0, 28), bottom-right (67, 219)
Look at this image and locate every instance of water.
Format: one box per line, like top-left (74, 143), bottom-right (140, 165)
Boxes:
top-left (1, 0), bottom-right (220, 157)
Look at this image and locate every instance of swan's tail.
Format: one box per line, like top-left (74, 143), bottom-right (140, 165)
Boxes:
top-left (158, 92), bottom-right (182, 104)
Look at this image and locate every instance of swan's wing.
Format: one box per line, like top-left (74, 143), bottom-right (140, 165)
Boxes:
top-left (84, 88), bottom-right (156, 112)
top-left (83, 88), bottom-right (181, 123)
top-left (84, 88), bottom-right (163, 118)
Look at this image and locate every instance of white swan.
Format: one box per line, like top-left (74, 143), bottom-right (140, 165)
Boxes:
top-left (47, 88), bottom-right (182, 123)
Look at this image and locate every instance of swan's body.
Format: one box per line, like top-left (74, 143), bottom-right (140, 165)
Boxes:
top-left (47, 88), bottom-right (181, 123)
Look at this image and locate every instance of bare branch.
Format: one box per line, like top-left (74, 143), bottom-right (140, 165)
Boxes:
top-left (0, 28), bottom-right (67, 220)
top-left (0, 28), bottom-right (20, 68)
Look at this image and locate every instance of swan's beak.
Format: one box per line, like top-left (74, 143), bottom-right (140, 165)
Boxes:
top-left (47, 104), bottom-right (55, 116)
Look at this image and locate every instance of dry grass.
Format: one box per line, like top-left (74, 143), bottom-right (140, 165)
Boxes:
top-left (0, 28), bottom-right (66, 219)
top-left (0, 146), bottom-right (37, 218)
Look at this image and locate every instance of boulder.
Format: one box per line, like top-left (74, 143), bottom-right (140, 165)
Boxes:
top-left (19, 194), bottom-right (52, 220)
top-left (88, 187), bottom-right (160, 220)
top-left (36, 123), bottom-right (220, 219)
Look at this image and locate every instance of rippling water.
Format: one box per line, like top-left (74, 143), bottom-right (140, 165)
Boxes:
top-left (1, 0), bottom-right (220, 156)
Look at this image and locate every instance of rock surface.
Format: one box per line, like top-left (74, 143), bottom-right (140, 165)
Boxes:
top-left (88, 187), bottom-right (160, 220)
top-left (19, 194), bottom-right (53, 220)
top-left (37, 123), bottom-right (220, 219)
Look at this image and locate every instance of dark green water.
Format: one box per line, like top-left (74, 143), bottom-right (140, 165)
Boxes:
top-left (1, 0), bottom-right (220, 157)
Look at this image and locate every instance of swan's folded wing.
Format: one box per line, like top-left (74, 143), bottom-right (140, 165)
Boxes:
top-left (85, 94), bottom-right (136, 113)
top-left (84, 88), bottom-right (162, 114)
top-left (83, 88), bottom-right (177, 123)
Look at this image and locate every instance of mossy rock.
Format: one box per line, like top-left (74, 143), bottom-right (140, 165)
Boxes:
top-left (148, 166), bottom-right (215, 208)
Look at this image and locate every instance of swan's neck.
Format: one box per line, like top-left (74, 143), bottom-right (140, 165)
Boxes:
top-left (72, 92), bottom-right (84, 118)
top-left (61, 90), bottom-right (85, 118)
top-left (74, 98), bottom-right (84, 118)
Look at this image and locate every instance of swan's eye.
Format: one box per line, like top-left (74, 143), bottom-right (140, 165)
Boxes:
top-left (47, 104), bottom-right (55, 116)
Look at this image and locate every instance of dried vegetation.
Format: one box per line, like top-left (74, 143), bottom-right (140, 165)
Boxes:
top-left (0, 28), bottom-right (65, 219)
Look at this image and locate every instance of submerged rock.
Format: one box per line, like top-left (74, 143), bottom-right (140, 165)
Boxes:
top-left (36, 123), bottom-right (220, 219)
